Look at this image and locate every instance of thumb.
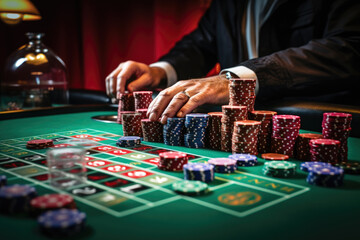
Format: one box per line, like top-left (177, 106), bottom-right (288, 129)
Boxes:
top-left (127, 74), bottom-right (151, 92)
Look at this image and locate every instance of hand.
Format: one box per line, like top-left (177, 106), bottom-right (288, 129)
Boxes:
top-left (105, 61), bottom-right (166, 98)
top-left (147, 75), bottom-right (229, 124)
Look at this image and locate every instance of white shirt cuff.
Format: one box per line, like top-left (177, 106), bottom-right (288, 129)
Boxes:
top-left (149, 61), bottom-right (177, 87)
top-left (220, 66), bottom-right (259, 95)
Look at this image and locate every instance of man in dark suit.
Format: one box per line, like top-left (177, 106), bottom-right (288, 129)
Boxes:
top-left (106, 0), bottom-right (360, 124)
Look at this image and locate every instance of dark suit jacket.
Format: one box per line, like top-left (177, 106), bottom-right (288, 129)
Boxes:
top-left (159, 0), bottom-right (360, 101)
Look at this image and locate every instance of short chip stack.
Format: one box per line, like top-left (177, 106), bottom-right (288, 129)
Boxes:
top-left (207, 158), bottom-right (237, 173)
top-left (300, 161), bottom-right (332, 172)
top-left (135, 109), bottom-right (148, 119)
top-left (117, 91), bottom-right (135, 123)
top-left (309, 139), bottom-right (340, 164)
top-left (295, 133), bottom-right (323, 161)
top-left (184, 113), bottom-right (209, 148)
top-left (30, 194), bottom-right (76, 216)
top-left (221, 105), bottom-right (248, 152)
top-left (121, 113), bottom-right (143, 137)
top-left (141, 119), bottom-right (163, 142)
top-left (133, 91), bottom-right (153, 110)
top-left (263, 161), bottom-right (296, 178)
top-left (26, 139), bottom-right (54, 149)
top-left (322, 112), bottom-right (352, 162)
top-left (38, 209), bottom-right (86, 236)
top-left (228, 154), bottom-right (257, 166)
top-left (249, 110), bottom-right (277, 153)
top-left (207, 112), bottom-right (223, 150)
top-left (334, 161), bottom-right (360, 175)
top-left (163, 117), bottom-right (185, 146)
top-left (172, 180), bottom-right (209, 196)
top-left (306, 165), bottom-right (344, 187)
top-left (116, 136), bottom-right (141, 147)
top-left (158, 151), bottom-right (188, 171)
top-left (232, 120), bottom-right (261, 155)
top-left (0, 184), bottom-right (37, 213)
top-left (183, 163), bottom-right (215, 183)
top-left (228, 78), bottom-right (256, 113)
top-left (271, 115), bottom-right (301, 157)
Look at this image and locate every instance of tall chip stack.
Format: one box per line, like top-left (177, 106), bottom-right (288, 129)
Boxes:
top-left (121, 113), bottom-right (142, 137)
top-left (184, 113), bottom-right (209, 148)
top-left (221, 105), bottom-right (247, 152)
top-left (135, 109), bottom-right (148, 119)
top-left (207, 112), bottom-right (223, 150)
top-left (228, 78), bottom-right (256, 113)
top-left (309, 139), bottom-right (340, 164)
top-left (271, 115), bottom-right (301, 157)
top-left (295, 133), bottom-right (322, 161)
top-left (249, 110), bottom-right (277, 153)
top-left (322, 112), bottom-right (352, 162)
top-left (163, 117), bottom-right (185, 146)
top-left (117, 92), bottom-right (135, 124)
top-left (133, 91), bottom-right (153, 110)
top-left (232, 120), bottom-right (261, 155)
top-left (141, 119), bottom-right (163, 142)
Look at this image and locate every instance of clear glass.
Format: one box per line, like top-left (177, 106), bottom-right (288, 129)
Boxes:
top-left (47, 147), bottom-right (86, 189)
top-left (1, 32), bottom-right (68, 111)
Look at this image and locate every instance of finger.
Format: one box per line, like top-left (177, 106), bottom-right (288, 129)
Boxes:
top-left (147, 88), bottom-right (179, 122)
top-left (117, 64), bottom-right (135, 93)
top-left (105, 77), bottom-right (110, 97)
top-left (177, 92), bottom-right (208, 117)
top-left (160, 91), bottom-right (189, 124)
top-left (127, 74), bottom-right (150, 92)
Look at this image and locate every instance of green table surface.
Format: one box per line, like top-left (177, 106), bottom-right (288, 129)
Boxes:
top-left (0, 111), bottom-right (360, 240)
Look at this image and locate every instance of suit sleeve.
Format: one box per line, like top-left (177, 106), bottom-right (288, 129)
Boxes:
top-left (240, 0), bottom-right (360, 100)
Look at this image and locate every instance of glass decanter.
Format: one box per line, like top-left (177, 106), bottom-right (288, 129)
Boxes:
top-left (1, 32), bottom-right (68, 111)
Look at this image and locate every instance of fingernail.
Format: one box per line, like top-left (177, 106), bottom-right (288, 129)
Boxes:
top-left (177, 111), bottom-right (183, 117)
top-left (160, 115), bottom-right (167, 124)
top-left (149, 113), bottom-right (157, 121)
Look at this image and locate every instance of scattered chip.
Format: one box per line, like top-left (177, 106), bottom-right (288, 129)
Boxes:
top-left (172, 180), bottom-right (209, 196)
top-left (261, 153), bottom-right (289, 160)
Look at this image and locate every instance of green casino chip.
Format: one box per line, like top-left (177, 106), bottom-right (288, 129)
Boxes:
top-left (334, 162), bottom-right (360, 174)
top-left (265, 161), bottom-right (296, 170)
top-left (172, 180), bottom-right (208, 196)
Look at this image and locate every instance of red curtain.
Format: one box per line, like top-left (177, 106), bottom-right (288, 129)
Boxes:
top-left (0, 0), bottom-right (213, 92)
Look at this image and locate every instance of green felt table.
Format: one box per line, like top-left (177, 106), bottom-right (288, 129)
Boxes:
top-left (0, 110), bottom-right (359, 240)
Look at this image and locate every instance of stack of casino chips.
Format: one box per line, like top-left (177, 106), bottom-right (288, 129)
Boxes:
top-left (38, 209), bottom-right (86, 237)
top-left (141, 119), bottom-right (163, 142)
top-left (172, 180), bottom-right (209, 196)
top-left (207, 112), bottom-right (223, 150)
top-left (117, 91), bottom-right (135, 123)
top-left (262, 161), bottom-right (296, 178)
top-left (183, 163), bottom-right (215, 183)
top-left (295, 133), bottom-right (323, 161)
top-left (322, 112), bottom-right (352, 162)
top-left (116, 136), bottom-right (141, 147)
top-left (221, 105), bottom-right (248, 152)
top-left (249, 110), bottom-right (277, 153)
top-left (0, 175), bottom-right (7, 187)
top-left (232, 120), bottom-right (261, 155)
top-left (228, 78), bottom-right (256, 113)
top-left (163, 117), bottom-right (185, 146)
top-left (0, 184), bottom-right (37, 213)
top-left (207, 158), bottom-right (237, 173)
top-left (300, 161), bottom-right (332, 172)
top-left (26, 139), bottom-right (54, 149)
top-left (121, 113), bottom-right (143, 137)
top-left (135, 109), bottom-right (148, 119)
top-left (184, 113), bottom-right (209, 148)
top-left (228, 154), bottom-right (258, 167)
top-left (309, 139), bottom-right (340, 164)
top-left (30, 194), bottom-right (76, 216)
top-left (133, 91), bottom-right (153, 110)
top-left (158, 151), bottom-right (188, 171)
top-left (306, 165), bottom-right (344, 187)
top-left (271, 115), bottom-right (301, 157)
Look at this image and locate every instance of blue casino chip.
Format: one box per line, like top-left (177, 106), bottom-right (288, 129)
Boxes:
top-left (300, 161), bottom-right (332, 172)
top-left (163, 118), bottom-right (185, 146)
top-left (0, 175), bottom-right (6, 187)
top-left (306, 165), bottom-right (344, 187)
top-left (228, 154), bottom-right (257, 166)
top-left (116, 136), bottom-right (141, 147)
top-left (0, 184), bottom-right (37, 213)
top-left (184, 114), bottom-right (209, 149)
top-left (183, 163), bottom-right (214, 182)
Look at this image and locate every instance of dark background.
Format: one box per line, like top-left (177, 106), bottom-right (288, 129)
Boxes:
top-left (0, 0), bottom-right (213, 92)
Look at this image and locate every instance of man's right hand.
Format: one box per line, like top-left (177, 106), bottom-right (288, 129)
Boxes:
top-left (105, 60), bottom-right (166, 98)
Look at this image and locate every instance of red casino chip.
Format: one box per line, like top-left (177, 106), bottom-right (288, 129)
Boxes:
top-left (26, 139), bottom-right (54, 149)
top-left (261, 153), bottom-right (289, 160)
top-left (30, 194), bottom-right (76, 215)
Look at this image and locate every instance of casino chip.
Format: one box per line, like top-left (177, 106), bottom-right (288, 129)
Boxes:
top-left (31, 194), bottom-right (76, 216)
top-left (228, 78), bottom-right (256, 113)
top-left (184, 113), bottom-right (209, 149)
top-left (38, 209), bottom-right (86, 236)
top-left (295, 133), bottom-right (322, 161)
top-left (121, 113), bottom-right (143, 137)
top-left (163, 117), bottom-right (185, 146)
top-left (158, 151), bottom-right (188, 171)
top-left (309, 139), bottom-right (340, 164)
top-left (183, 163), bottom-right (215, 183)
top-left (306, 165), bottom-right (344, 187)
top-left (172, 180), bottom-right (209, 196)
top-left (232, 120), bottom-right (261, 155)
top-left (0, 175), bottom-right (7, 187)
top-left (300, 161), bottom-right (332, 172)
top-left (27, 139), bottom-right (54, 150)
top-left (141, 119), bottom-right (163, 142)
top-left (207, 112), bottom-right (223, 150)
top-left (263, 161), bottom-right (296, 178)
top-left (0, 184), bottom-right (37, 213)
top-left (334, 161), bottom-right (360, 175)
top-left (133, 91), bottom-right (153, 110)
top-left (207, 158), bottom-right (237, 173)
top-left (228, 154), bottom-right (257, 166)
top-left (116, 136), bottom-right (141, 147)
top-left (261, 153), bottom-right (289, 160)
